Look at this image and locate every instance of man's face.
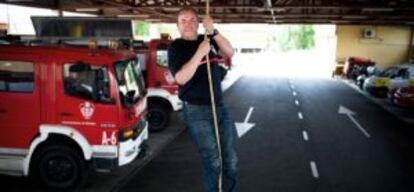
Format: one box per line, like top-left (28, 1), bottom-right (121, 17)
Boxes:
top-left (177, 10), bottom-right (199, 40)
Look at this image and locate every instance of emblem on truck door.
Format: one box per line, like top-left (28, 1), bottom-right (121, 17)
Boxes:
top-left (80, 101), bottom-right (95, 120)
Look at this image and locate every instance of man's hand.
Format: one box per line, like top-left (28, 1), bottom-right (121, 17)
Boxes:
top-left (202, 16), bottom-right (215, 34)
top-left (196, 39), bottom-right (211, 60)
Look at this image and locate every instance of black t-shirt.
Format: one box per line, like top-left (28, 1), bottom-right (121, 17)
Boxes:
top-left (168, 35), bottom-right (224, 105)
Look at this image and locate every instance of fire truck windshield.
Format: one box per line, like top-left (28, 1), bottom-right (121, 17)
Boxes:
top-left (114, 58), bottom-right (145, 107)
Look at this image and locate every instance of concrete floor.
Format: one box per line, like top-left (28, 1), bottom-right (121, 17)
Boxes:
top-left (119, 77), bottom-right (414, 192)
top-left (1, 76), bottom-right (414, 192)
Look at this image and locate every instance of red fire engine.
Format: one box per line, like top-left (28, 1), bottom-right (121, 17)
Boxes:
top-left (135, 38), bottom-right (181, 132)
top-left (134, 37), bottom-right (232, 132)
top-left (0, 43), bottom-right (149, 189)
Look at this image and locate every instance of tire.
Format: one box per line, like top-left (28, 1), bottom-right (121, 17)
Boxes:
top-left (148, 103), bottom-right (170, 132)
top-left (32, 145), bottom-right (87, 190)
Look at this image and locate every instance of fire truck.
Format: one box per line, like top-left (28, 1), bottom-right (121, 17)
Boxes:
top-left (134, 37), bottom-right (232, 132)
top-left (0, 42), bottom-right (149, 189)
top-left (134, 38), bottom-right (181, 132)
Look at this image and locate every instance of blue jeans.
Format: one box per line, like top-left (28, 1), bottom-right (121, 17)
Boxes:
top-left (182, 102), bottom-right (238, 192)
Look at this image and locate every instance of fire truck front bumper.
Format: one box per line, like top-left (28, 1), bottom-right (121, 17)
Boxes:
top-left (118, 121), bottom-right (149, 166)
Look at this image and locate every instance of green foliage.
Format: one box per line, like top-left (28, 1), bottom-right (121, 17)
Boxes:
top-left (133, 21), bottom-right (150, 37)
top-left (269, 25), bottom-right (315, 51)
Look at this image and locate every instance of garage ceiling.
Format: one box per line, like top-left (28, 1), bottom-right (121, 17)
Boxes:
top-left (1, 0), bottom-right (414, 25)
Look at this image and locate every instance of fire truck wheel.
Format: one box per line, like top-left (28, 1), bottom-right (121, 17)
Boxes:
top-left (32, 144), bottom-right (87, 190)
top-left (148, 104), bottom-right (170, 132)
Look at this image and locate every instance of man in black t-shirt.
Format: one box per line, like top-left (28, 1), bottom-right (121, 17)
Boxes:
top-left (168, 7), bottom-right (238, 192)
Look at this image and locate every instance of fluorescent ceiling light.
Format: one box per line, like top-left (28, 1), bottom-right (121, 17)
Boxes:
top-left (118, 15), bottom-right (149, 18)
top-left (163, 8), bottom-right (180, 11)
top-left (76, 8), bottom-right (99, 12)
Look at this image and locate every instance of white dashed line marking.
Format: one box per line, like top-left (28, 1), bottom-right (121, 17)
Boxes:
top-left (295, 100), bottom-right (300, 106)
top-left (298, 112), bottom-right (303, 119)
top-left (302, 131), bottom-right (309, 141)
top-left (291, 85), bottom-right (295, 90)
top-left (293, 91), bottom-right (297, 96)
top-left (310, 161), bottom-right (319, 179)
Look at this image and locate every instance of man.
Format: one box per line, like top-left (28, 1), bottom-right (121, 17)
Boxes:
top-left (168, 7), bottom-right (238, 192)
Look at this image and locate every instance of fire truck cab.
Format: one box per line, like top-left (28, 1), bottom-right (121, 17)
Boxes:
top-left (135, 39), bottom-right (181, 132)
top-left (0, 44), bottom-right (149, 189)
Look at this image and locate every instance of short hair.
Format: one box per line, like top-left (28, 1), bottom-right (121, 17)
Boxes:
top-left (177, 7), bottom-right (199, 20)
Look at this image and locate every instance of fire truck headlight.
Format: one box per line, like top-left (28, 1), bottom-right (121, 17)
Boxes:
top-left (119, 128), bottom-right (134, 141)
top-left (123, 130), bottom-right (134, 139)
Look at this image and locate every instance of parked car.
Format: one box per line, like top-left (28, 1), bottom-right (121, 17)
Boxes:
top-left (356, 66), bottom-right (384, 89)
top-left (343, 57), bottom-right (375, 81)
top-left (391, 86), bottom-right (414, 108)
top-left (363, 64), bottom-right (414, 98)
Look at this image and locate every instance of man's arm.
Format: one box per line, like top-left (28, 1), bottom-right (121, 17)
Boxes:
top-left (203, 17), bottom-right (234, 58)
top-left (212, 32), bottom-right (234, 58)
top-left (174, 39), bottom-right (211, 85)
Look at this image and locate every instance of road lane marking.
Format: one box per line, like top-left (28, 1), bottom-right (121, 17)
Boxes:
top-left (302, 131), bottom-right (309, 141)
top-left (338, 105), bottom-right (371, 138)
top-left (244, 107), bottom-right (254, 123)
top-left (298, 112), bottom-right (303, 119)
top-left (310, 161), bottom-right (319, 178)
top-left (235, 107), bottom-right (256, 138)
top-left (348, 115), bottom-right (371, 138)
top-left (291, 85), bottom-right (295, 90)
top-left (293, 91), bottom-right (297, 96)
top-left (295, 100), bottom-right (300, 106)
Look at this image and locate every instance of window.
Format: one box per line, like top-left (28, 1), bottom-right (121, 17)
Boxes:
top-left (156, 44), bottom-right (168, 68)
top-left (63, 62), bottom-right (111, 102)
top-left (114, 58), bottom-right (146, 107)
top-left (0, 61), bottom-right (34, 92)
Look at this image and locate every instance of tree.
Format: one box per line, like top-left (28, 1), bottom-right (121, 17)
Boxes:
top-left (133, 21), bottom-right (149, 38)
top-left (269, 25), bottom-right (315, 51)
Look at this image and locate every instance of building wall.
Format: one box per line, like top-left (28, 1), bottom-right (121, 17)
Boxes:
top-left (336, 25), bottom-right (412, 68)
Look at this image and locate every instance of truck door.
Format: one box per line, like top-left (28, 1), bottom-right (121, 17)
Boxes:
top-left (56, 62), bottom-right (119, 145)
top-left (0, 59), bottom-right (40, 148)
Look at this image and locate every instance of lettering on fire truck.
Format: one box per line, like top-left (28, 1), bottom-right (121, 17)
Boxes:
top-left (102, 131), bottom-right (117, 145)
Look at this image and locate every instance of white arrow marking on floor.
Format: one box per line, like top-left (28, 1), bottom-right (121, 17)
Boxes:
top-left (310, 161), bottom-right (319, 179)
top-left (298, 112), bottom-right (303, 120)
top-left (235, 107), bottom-right (255, 138)
top-left (338, 105), bottom-right (371, 138)
top-left (302, 131), bottom-right (309, 141)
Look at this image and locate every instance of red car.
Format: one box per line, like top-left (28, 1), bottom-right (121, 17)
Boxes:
top-left (392, 87), bottom-right (414, 107)
top-left (343, 57), bottom-right (375, 80)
